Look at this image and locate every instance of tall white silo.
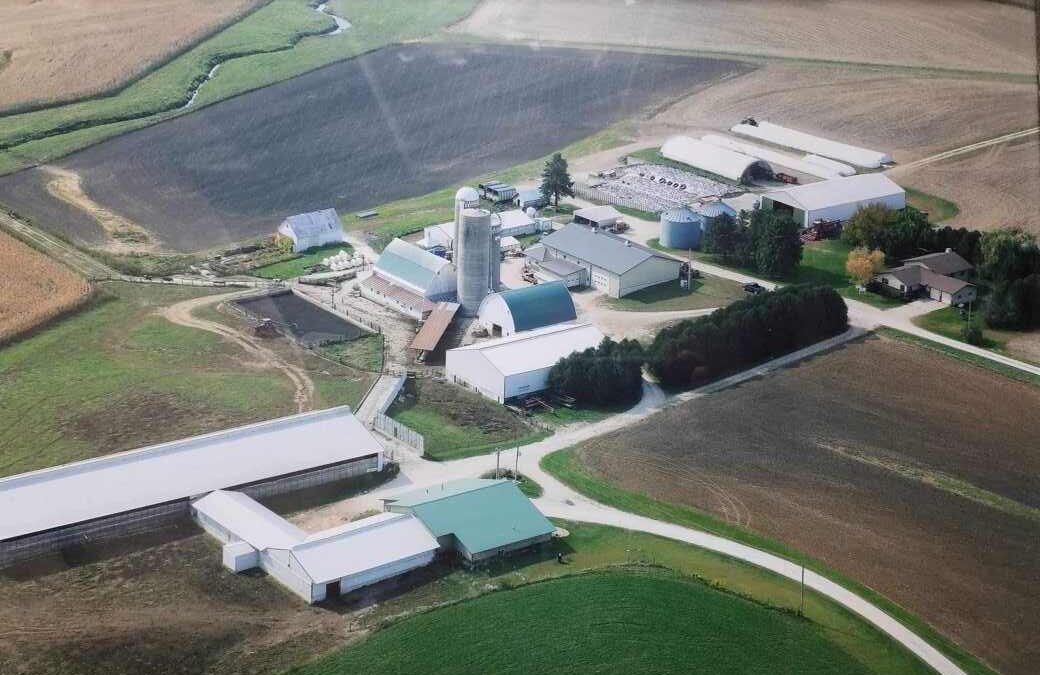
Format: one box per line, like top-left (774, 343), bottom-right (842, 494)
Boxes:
top-left (457, 208), bottom-right (492, 316)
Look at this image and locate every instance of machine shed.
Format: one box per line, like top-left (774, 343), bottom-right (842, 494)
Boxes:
top-left (477, 281), bottom-right (577, 337)
top-left (761, 174), bottom-right (906, 228)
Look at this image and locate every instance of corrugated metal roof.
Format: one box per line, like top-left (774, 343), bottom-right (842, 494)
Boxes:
top-left (731, 121), bottom-right (892, 169)
top-left (661, 136), bottom-right (772, 182)
top-left (492, 209), bottom-right (535, 231)
top-left (410, 301), bottom-right (460, 351)
top-left (541, 223), bottom-right (676, 275)
top-left (292, 512), bottom-right (439, 584)
top-left (697, 202), bottom-right (736, 218)
top-left (538, 258), bottom-right (584, 276)
top-left (282, 208), bottom-right (343, 238)
top-left (193, 490), bottom-right (305, 550)
top-left (663, 206), bottom-right (698, 223)
top-left (763, 174), bottom-right (904, 212)
top-left (573, 205), bottom-right (622, 224)
top-left (448, 322), bottom-right (604, 377)
top-left (375, 238), bottom-right (453, 293)
top-left (384, 479), bottom-right (554, 556)
top-left (495, 281), bottom-right (577, 332)
top-left (0, 407), bottom-right (380, 542)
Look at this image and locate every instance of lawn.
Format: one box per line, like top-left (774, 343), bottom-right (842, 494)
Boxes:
top-left (251, 242), bottom-right (352, 279)
top-left (316, 333), bottom-right (384, 372)
top-left (912, 306), bottom-right (1005, 349)
top-left (0, 1), bottom-right (479, 173)
top-left (532, 404), bottom-right (625, 429)
top-left (387, 379), bottom-right (549, 461)
top-left (291, 571), bottom-right (888, 675)
top-left (904, 187), bottom-right (960, 223)
top-left (540, 449), bottom-right (997, 675)
top-left (479, 469), bottom-right (543, 498)
top-left (605, 274), bottom-right (745, 311)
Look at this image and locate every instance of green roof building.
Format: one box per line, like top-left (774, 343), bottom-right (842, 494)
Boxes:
top-left (382, 479), bottom-right (554, 562)
top-left (476, 281), bottom-right (577, 337)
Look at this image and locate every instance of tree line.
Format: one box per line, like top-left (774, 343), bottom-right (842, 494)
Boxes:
top-left (702, 209), bottom-right (803, 279)
top-left (548, 337), bottom-right (645, 406)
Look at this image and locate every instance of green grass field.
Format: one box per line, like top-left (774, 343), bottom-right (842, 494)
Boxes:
top-left (540, 449), bottom-right (996, 675)
top-left (912, 306), bottom-right (1005, 349)
top-left (0, 282), bottom-right (371, 477)
top-left (251, 242), bottom-right (353, 279)
top-left (605, 268), bottom-right (746, 312)
top-left (904, 188), bottom-right (960, 224)
top-left (387, 379), bottom-right (549, 460)
top-left (316, 333), bottom-right (384, 372)
top-left (0, 1), bottom-right (479, 173)
top-left (293, 571), bottom-right (888, 675)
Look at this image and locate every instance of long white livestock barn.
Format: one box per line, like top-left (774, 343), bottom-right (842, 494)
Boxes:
top-left (660, 136), bottom-right (773, 183)
top-left (730, 121), bottom-right (892, 169)
top-left (701, 134), bottom-right (843, 180)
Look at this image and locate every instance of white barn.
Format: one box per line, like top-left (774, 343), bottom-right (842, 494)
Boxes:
top-left (760, 174), bottom-right (906, 228)
top-left (360, 238), bottom-right (457, 319)
top-left (539, 224), bottom-right (682, 298)
top-left (277, 209), bottom-right (345, 252)
top-left (477, 281), bottom-right (577, 337)
top-left (446, 322), bottom-right (604, 402)
top-left (193, 491), bottom-right (439, 604)
top-left (660, 135), bottom-right (773, 183)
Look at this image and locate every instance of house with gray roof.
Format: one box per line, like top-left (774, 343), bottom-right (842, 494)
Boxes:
top-left (277, 208), bottom-right (344, 252)
top-left (538, 223), bottom-right (682, 298)
top-left (873, 249), bottom-right (977, 306)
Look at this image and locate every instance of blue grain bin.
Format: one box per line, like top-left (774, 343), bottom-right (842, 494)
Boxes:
top-left (660, 206), bottom-right (703, 250)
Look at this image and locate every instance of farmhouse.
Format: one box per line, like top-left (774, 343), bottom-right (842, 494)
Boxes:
top-left (760, 174), bottom-right (906, 228)
top-left (538, 223), bottom-right (682, 298)
top-left (276, 208), bottom-right (344, 252)
top-left (873, 249), bottom-right (977, 305)
top-left (383, 479), bottom-right (555, 563)
top-left (0, 407), bottom-right (383, 566)
top-left (446, 322), bottom-right (604, 402)
top-left (193, 491), bottom-right (439, 604)
top-left (477, 281), bottom-right (577, 337)
top-left (572, 205), bottom-right (623, 230)
top-left (661, 135), bottom-right (774, 183)
top-left (360, 238), bottom-right (457, 319)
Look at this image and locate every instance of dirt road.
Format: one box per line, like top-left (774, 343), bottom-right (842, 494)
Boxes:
top-left (159, 292), bottom-right (315, 412)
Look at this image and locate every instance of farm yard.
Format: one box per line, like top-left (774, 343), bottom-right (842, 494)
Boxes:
top-left (0, 282), bottom-right (375, 478)
top-left (0, 522), bottom-right (935, 675)
top-left (567, 334), bottom-right (1040, 675)
top-left (0, 45), bottom-right (745, 251)
top-left (0, 229), bottom-right (91, 343)
top-left (451, 0), bottom-right (1036, 74)
top-left (0, 0), bottom-right (265, 112)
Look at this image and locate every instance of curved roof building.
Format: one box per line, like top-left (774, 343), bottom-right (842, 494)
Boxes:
top-left (661, 136), bottom-right (773, 183)
top-left (477, 281), bottom-right (577, 337)
top-left (360, 238), bottom-right (457, 319)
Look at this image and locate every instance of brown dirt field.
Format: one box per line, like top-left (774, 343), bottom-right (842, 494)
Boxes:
top-left (574, 335), bottom-right (1040, 675)
top-left (0, 229), bottom-right (90, 343)
top-left (452, 0), bottom-right (1037, 74)
top-left (897, 136), bottom-right (1040, 233)
top-left (0, 0), bottom-right (265, 112)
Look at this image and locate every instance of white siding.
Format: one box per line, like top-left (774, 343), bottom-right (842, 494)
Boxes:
top-left (806, 192), bottom-right (906, 226)
top-left (503, 367), bottom-right (553, 400)
top-left (617, 257), bottom-right (682, 297)
top-left (477, 295), bottom-right (516, 336)
top-left (446, 350), bottom-right (505, 402)
top-left (339, 550), bottom-right (436, 594)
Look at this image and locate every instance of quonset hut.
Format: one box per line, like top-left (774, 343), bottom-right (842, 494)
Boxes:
top-left (661, 136), bottom-right (773, 184)
top-left (477, 281), bottom-right (577, 337)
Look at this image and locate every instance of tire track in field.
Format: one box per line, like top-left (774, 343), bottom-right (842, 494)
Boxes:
top-left (158, 292), bottom-right (314, 413)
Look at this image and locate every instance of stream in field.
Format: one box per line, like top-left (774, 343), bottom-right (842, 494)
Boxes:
top-left (182, 3), bottom-right (351, 110)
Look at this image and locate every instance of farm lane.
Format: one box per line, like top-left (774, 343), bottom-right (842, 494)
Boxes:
top-left (888, 127), bottom-right (1040, 174)
top-left (159, 292), bottom-right (316, 412)
top-left (299, 326), bottom-right (970, 675)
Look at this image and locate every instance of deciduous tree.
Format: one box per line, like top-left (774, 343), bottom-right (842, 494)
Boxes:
top-left (845, 247), bottom-right (886, 285)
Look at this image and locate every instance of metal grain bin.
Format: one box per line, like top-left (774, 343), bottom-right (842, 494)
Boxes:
top-left (660, 206), bottom-right (702, 250)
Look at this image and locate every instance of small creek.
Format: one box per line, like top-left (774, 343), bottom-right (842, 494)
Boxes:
top-left (182, 3), bottom-right (351, 109)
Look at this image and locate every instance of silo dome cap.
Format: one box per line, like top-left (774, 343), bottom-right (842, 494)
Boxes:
top-left (662, 206), bottom-right (698, 223)
top-left (455, 186), bottom-right (480, 202)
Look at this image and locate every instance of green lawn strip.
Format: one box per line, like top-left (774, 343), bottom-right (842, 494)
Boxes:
top-left (291, 523), bottom-right (934, 675)
top-left (478, 469), bottom-right (543, 498)
top-left (0, 1), bottom-right (479, 173)
top-left (387, 379), bottom-right (549, 461)
top-left (315, 334), bottom-right (384, 372)
top-left (531, 404), bottom-right (623, 429)
top-left (904, 188), bottom-right (960, 224)
top-left (878, 327), bottom-right (1040, 388)
top-left (605, 272), bottom-right (745, 311)
top-left (0, 282), bottom-right (299, 477)
top-left (614, 204), bottom-right (658, 220)
top-left (540, 449), bottom-right (997, 675)
top-left (0, 1), bottom-right (331, 152)
top-left (345, 123), bottom-right (632, 248)
top-left (293, 571), bottom-right (887, 675)
top-left (251, 242), bottom-right (353, 279)
top-left (911, 306), bottom-right (1011, 352)
top-left (839, 285), bottom-right (907, 309)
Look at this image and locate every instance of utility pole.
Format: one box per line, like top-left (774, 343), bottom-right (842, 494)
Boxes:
top-left (495, 449), bottom-right (501, 479)
top-left (800, 565), bottom-right (805, 616)
top-left (514, 447), bottom-right (520, 477)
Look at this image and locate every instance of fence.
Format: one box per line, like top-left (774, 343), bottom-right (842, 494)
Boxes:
top-left (373, 413), bottom-right (425, 454)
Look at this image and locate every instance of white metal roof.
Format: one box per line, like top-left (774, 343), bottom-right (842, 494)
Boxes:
top-left (193, 490), bottom-right (305, 549)
top-left (292, 512), bottom-right (439, 584)
top-left (661, 136), bottom-right (772, 182)
top-left (573, 205), bottom-right (622, 224)
top-left (730, 121), bottom-right (892, 169)
top-left (0, 406), bottom-right (381, 541)
top-left (803, 154), bottom-right (856, 177)
top-left (701, 134), bottom-right (841, 180)
top-left (763, 173), bottom-right (905, 212)
top-left (493, 209), bottom-right (536, 230)
top-left (449, 322), bottom-right (604, 377)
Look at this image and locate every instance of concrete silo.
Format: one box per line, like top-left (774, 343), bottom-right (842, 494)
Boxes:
top-left (659, 206), bottom-right (703, 250)
top-left (489, 219), bottom-right (501, 292)
top-left (456, 208), bottom-right (492, 315)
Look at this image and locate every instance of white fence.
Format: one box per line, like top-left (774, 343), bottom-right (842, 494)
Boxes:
top-left (373, 413), bottom-right (425, 454)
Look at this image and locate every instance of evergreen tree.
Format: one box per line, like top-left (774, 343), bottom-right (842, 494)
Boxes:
top-left (749, 209), bottom-right (802, 279)
top-left (539, 153), bottom-right (575, 207)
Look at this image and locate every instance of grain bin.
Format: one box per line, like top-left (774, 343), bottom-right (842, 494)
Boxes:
top-left (660, 206), bottom-right (703, 250)
top-left (457, 208), bottom-right (492, 315)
